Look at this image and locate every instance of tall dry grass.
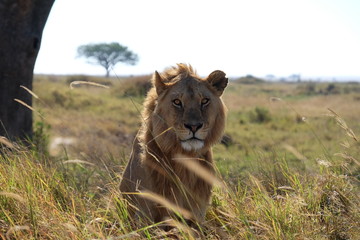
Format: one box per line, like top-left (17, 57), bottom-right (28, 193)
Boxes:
top-left (1, 122), bottom-right (358, 239)
top-left (1, 76), bottom-right (359, 239)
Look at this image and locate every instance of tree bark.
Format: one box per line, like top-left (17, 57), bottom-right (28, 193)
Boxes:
top-left (0, 0), bottom-right (54, 141)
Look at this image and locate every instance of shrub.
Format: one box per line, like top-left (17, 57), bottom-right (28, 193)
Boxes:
top-left (235, 75), bottom-right (265, 84)
top-left (324, 83), bottom-right (341, 95)
top-left (31, 120), bottom-right (51, 159)
top-left (52, 90), bottom-right (67, 107)
top-left (296, 82), bottom-right (317, 95)
top-left (249, 107), bottom-right (272, 123)
top-left (111, 75), bottom-right (152, 98)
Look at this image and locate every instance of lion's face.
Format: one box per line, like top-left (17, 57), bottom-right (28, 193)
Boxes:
top-left (150, 66), bottom-right (228, 153)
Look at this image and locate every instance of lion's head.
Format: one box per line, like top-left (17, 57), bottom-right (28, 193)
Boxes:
top-left (142, 64), bottom-right (228, 154)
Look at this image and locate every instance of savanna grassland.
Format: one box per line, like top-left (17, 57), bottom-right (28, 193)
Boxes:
top-left (0, 75), bottom-right (359, 239)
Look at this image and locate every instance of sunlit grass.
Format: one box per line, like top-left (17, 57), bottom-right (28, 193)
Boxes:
top-left (0, 75), bottom-right (358, 238)
top-left (1, 133), bottom-right (359, 239)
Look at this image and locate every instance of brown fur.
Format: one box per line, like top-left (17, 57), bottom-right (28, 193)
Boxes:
top-left (120, 64), bottom-right (228, 225)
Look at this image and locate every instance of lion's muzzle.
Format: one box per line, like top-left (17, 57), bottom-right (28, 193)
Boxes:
top-left (184, 123), bottom-right (203, 134)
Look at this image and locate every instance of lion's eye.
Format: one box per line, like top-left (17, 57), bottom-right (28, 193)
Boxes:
top-left (201, 98), bottom-right (210, 106)
top-left (173, 99), bottom-right (182, 107)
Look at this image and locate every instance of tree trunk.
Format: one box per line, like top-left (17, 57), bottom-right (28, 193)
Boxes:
top-left (0, 0), bottom-right (54, 142)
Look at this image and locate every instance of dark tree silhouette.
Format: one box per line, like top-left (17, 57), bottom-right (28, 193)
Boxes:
top-left (0, 0), bottom-right (55, 142)
top-left (77, 42), bottom-right (138, 77)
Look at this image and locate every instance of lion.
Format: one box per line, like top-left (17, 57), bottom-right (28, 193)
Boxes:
top-left (120, 64), bottom-right (228, 226)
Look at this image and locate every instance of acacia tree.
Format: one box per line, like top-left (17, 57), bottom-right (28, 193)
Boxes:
top-left (77, 42), bottom-right (138, 77)
top-left (0, 0), bottom-right (55, 142)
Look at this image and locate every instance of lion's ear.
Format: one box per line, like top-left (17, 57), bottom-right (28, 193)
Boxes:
top-left (207, 70), bottom-right (228, 96)
top-left (154, 71), bottom-right (167, 95)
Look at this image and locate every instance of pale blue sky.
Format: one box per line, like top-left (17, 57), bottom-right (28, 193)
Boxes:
top-left (35, 0), bottom-right (360, 79)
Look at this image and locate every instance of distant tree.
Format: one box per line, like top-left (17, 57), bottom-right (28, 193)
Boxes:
top-left (265, 74), bottom-right (276, 81)
top-left (289, 74), bottom-right (301, 82)
top-left (77, 42), bottom-right (138, 77)
top-left (0, 0), bottom-right (55, 142)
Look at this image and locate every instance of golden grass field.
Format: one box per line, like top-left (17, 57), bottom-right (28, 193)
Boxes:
top-left (0, 75), bottom-right (359, 239)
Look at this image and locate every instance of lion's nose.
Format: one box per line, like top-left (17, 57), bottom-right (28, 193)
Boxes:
top-left (184, 123), bottom-right (203, 133)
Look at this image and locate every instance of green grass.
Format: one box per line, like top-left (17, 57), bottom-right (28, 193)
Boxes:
top-left (0, 75), bottom-right (359, 239)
